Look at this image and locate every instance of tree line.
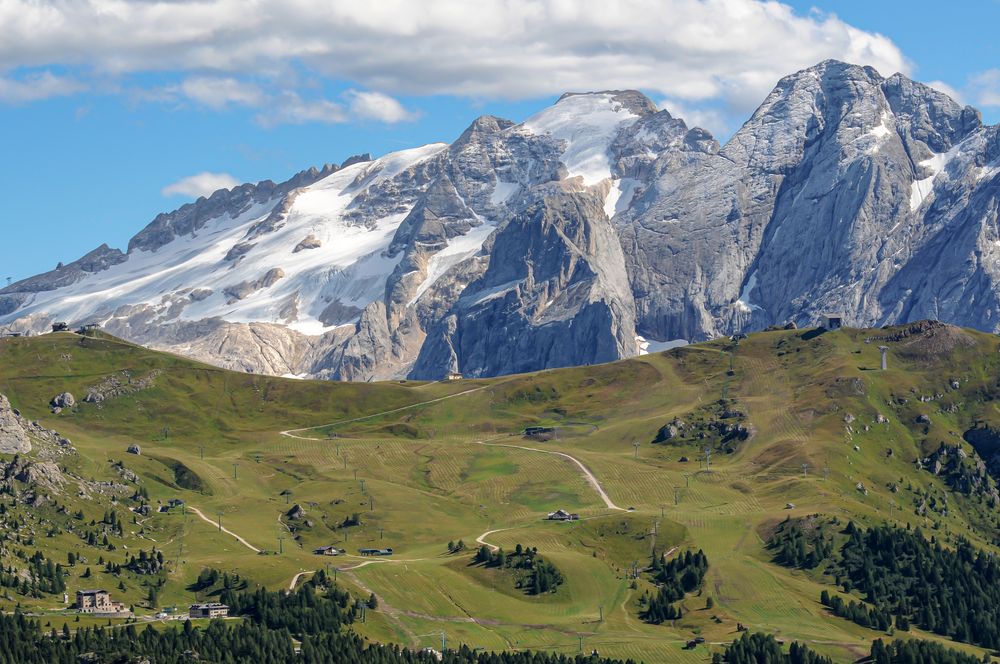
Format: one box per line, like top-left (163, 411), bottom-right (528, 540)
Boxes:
top-left (640, 549), bottom-right (708, 624)
top-left (833, 523), bottom-right (1000, 649)
top-left (715, 632), bottom-right (985, 664)
top-left (0, 575), bottom-right (638, 664)
top-left (473, 544), bottom-right (565, 595)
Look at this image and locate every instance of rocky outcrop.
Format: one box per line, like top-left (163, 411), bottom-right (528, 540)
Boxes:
top-left (293, 235), bottom-right (322, 253)
top-left (50, 392), bottom-right (75, 412)
top-left (85, 370), bottom-right (161, 404)
top-left (223, 268), bottom-right (285, 303)
top-left (0, 394), bottom-right (31, 454)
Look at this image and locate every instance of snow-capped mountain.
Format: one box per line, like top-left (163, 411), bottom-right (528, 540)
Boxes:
top-left (3, 61), bottom-right (999, 380)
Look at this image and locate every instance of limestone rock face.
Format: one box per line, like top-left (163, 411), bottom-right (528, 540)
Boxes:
top-left (3, 63), bottom-right (1000, 380)
top-left (413, 188), bottom-right (638, 378)
top-left (0, 394), bottom-right (31, 454)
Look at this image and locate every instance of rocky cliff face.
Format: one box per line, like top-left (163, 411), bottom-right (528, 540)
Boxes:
top-left (2, 61), bottom-right (999, 380)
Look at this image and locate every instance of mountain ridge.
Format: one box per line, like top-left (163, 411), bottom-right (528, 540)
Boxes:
top-left (2, 60), bottom-right (999, 381)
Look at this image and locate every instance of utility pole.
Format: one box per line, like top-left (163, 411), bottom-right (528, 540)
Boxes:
top-left (354, 469), bottom-right (358, 481)
top-left (674, 486), bottom-right (680, 505)
top-left (379, 527), bottom-right (384, 540)
top-left (360, 479), bottom-right (366, 494)
top-left (598, 605), bottom-right (603, 622)
top-left (633, 441), bottom-right (640, 459)
top-left (684, 473), bottom-right (691, 488)
top-left (369, 496), bottom-right (374, 511)
top-left (802, 463), bottom-right (809, 477)
top-left (216, 512), bottom-right (223, 532)
top-left (660, 505), bottom-right (665, 518)
top-left (232, 463), bottom-right (238, 480)
top-left (199, 445), bottom-right (204, 460)
top-left (704, 447), bottom-right (712, 470)
top-left (278, 536), bottom-right (284, 554)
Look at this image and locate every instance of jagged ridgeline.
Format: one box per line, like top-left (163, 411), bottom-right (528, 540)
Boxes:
top-left (3, 60), bottom-right (999, 382)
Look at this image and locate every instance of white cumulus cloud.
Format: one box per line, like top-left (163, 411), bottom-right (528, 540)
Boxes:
top-left (161, 172), bottom-right (241, 198)
top-left (970, 69), bottom-right (1000, 108)
top-left (0, 71), bottom-right (84, 103)
top-left (180, 77), bottom-right (265, 109)
top-left (255, 92), bottom-right (349, 127)
top-left (0, 0), bottom-right (912, 127)
top-left (345, 89), bottom-right (415, 123)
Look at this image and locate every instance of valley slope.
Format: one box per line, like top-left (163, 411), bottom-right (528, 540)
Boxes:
top-left (2, 322), bottom-right (1000, 661)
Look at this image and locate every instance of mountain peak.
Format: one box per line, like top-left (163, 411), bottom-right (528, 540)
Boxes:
top-left (556, 90), bottom-right (658, 116)
top-left (520, 91), bottom-right (655, 185)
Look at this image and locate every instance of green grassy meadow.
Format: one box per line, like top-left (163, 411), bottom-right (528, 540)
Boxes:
top-left (2, 325), bottom-right (999, 661)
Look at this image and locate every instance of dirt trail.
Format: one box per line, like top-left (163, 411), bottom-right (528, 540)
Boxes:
top-left (477, 441), bottom-right (625, 511)
top-left (187, 505), bottom-right (261, 553)
top-left (280, 386), bottom-right (491, 440)
top-left (289, 570), bottom-right (314, 590)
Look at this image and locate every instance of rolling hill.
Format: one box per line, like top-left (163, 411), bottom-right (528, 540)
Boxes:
top-left (1, 321), bottom-right (1000, 662)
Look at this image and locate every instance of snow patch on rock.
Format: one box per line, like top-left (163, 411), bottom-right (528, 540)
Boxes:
top-left (521, 93), bottom-right (640, 186)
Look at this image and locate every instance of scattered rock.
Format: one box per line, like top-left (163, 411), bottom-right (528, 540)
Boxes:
top-left (287, 504), bottom-right (306, 520)
top-left (224, 268), bottom-right (286, 303)
top-left (843, 413), bottom-right (855, 424)
top-left (85, 370), bottom-right (162, 405)
top-left (50, 392), bottom-right (75, 411)
top-left (876, 413), bottom-right (888, 424)
top-left (856, 482), bottom-right (868, 495)
top-left (950, 379), bottom-right (961, 390)
top-left (127, 444), bottom-right (141, 455)
top-left (654, 424), bottom-right (679, 442)
top-left (293, 234), bottom-right (322, 253)
top-left (916, 414), bottom-right (932, 424)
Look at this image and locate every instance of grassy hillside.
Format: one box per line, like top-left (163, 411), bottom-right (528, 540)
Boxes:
top-left (1, 323), bottom-right (1000, 662)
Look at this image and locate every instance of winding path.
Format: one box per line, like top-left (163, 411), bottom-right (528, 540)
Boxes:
top-left (289, 570), bottom-right (315, 590)
top-left (187, 505), bottom-right (261, 553)
top-left (279, 386), bottom-right (491, 440)
top-left (476, 441), bottom-right (625, 512)
top-left (474, 527), bottom-right (514, 552)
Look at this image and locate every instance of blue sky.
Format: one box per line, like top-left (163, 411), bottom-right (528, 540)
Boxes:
top-left (1, 0), bottom-right (998, 284)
